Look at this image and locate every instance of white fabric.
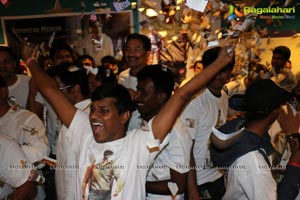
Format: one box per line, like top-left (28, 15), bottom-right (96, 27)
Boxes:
top-left (77, 33), bottom-right (114, 66)
top-left (118, 68), bottom-right (138, 91)
top-left (0, 134), bottom-right (32, 198)
top-left (8, 74), bottom-right (30, 108)
top-left (225, 77), bottom-right (247, 97)
top-left (222, 150), bottom-right (277, 200)
top-left (56, 99), bottom-right (91, 200)
top-left (0, 107), bottom-right (49, 165)
top-left (36, 93), bottom-right (61, 155)
top-left (180, 88), bottom-right (228, 185)
top-left (128, 111), bottom-right (192, 200)
top-left (63, 110), bottom-right (169, 199)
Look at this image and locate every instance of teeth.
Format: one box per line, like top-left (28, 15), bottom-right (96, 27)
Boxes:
top-left (92, 122), bottom-right (103, 126)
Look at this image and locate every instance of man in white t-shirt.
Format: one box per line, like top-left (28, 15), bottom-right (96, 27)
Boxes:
top-left (0, 46), bottom-right (30, 109)
top-left (0, 133), bottom-right (40, 199)
top-left (50, 65), bottom-right (91, 200)
top-left (128, 65), bottom-right (192, 200)
top-left (118, 33), bottom-right (151, 97)
top-left (180, 46), bottom-right (235, 199)
top-left (25, 43), bottom-right (235, 199)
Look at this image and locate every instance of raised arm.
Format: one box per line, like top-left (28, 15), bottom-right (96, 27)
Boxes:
top-left (25, 58), bottom-right (76, 128)
top-left (152, 45), bottom-right (234, 141)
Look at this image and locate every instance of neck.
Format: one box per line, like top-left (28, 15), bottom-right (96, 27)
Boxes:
top-left (208, 87), bottom-right (221, 97)
top-left (244, 116), bottom-right (275, 138)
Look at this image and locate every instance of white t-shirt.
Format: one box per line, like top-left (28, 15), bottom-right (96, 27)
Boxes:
top-left (0, 134), bottom-right (33, 198)
top-left (118, 68), bottom-right (138, 91)
top-left (64, 110), bottom-right (168, 199)
top-left (222, 150), bottom-right (276, 200)
top-left (0, 107), bottom-right (49, 165)
top-left (36, 93), bottom-right (61, 155)
top-left (56, 99), bottom-right (91, 200)
top-left (180, 88), bottom-right (228, 185)
top-left (8, 74), bottom-right (30, 109)
top-left (128, 111), bottom-right (192, 200)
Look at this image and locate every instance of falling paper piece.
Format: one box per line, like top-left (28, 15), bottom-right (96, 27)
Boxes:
top-left (186, 0), bottom-right (208, 12)
top-left (113, 0), bottom-right (130, 11)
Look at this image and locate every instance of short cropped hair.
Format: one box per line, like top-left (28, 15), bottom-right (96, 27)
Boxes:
top-left (137, 64), bottom-right (175, 101)
top-left (202, 47), bottom-right (235, 71)
top-left (273, 46), bottom-right (291, 61)
top-left (125, 33), bottom-right (151, 52)
top-left (91, 84), bottom-right (134, 114)
top-left (47, 63), bottom-right (90, 97)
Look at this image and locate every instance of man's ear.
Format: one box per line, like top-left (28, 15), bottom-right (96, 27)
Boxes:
top-left (121, 111), bottom-right (131, 125)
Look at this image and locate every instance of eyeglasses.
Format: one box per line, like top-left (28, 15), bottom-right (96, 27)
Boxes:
top-left (59, 85), bottom-right (72, 90)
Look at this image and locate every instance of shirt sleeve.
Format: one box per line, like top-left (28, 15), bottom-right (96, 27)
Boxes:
top-left (0, 137), bottom-right (32, 188)
top-left (21, 112), bottom-right (49, 165)
top-left (64, 110), bottom-right (91, 153)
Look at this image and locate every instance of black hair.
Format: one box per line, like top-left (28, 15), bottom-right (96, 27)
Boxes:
top-left (76, 54), bottom-right (95, 69)
top-left (91, 84), bottom-right (134, 114)
top-left (245, 79), bottom-right (291, 120)
top-left (202, 47), bottom-right (235, 71)
top-left (273, 46), bottom-right (291, 61)
top-left (50, 43), bottom-right (74, 60)
top-left (125, 33), bottom-right (151, 52)
top-left (137, 64), bottom-right (175, 100)
top-left (101, 55), bottom-right (118, 65)
top-left (47, 63), bottom-right (90, 97)
top-left (92, 66), bottom-right (117, 85)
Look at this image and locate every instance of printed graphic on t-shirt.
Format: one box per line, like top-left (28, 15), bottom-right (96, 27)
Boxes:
top-left (82, 150), bottom-right (124, 200)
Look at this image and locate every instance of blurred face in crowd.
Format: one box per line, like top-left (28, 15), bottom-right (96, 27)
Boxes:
top-left (53, 49), bottom-right (74, 65)
top-left (88, 74), bottom-right (101, 94)
top-left (194, 62), bottom-right (204, 75)
top-left (135, 78), bottom-right (164, 121)
top-left (124, 39), bottom-right (149, 76)
top-left (0, 51), bottom-right (16, 84)
top-left (207, 67), bottom-right (231, 96)
top-left (82, 58), bottom-right (94, 68)
top-left (271, 53), bottom-right (286, 73)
